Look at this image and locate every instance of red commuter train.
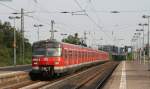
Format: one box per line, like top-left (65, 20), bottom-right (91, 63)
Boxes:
top-left (31, 40), bottom-right (109, 77)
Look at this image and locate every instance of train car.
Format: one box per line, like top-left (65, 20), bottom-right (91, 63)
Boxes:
top-left (30, 40), bottom-right (109, 78)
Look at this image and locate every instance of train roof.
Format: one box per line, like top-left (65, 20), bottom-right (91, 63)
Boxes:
top-left (33, 39), bottom-right (108, 53)
top-left (33, 39), bottom-right (60, 44)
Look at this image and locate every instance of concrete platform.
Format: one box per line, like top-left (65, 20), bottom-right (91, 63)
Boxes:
top-left (0, 65), bottom-right (31, 75)
top-left (102, 60), bottom-right (150, 89)
top-left (0, 65), bottom-right (31, 87)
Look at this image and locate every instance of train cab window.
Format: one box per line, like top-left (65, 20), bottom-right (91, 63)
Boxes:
top-left (46, 48), bottom-right (62, 57)
top-left (33, 48), bottom-right (46, 55)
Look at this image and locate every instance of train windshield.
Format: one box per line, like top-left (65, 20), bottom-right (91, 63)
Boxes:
top-left (32, 40), bottom-right (61, 56)
top-left (33, 48), bottom-right (61, 57)
top-left (33, 48), bottom-right (46, 56)
top-left (46, 48), bottom-right (61, 57)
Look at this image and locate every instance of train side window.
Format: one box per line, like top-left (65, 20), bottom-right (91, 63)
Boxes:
top-left (62, 49), bottom-right (65, 58)
top-left (70, 50), bottom-right (72, 59)
top-left (69, 50), bottom-right (72, 59)
top-left (83, 52), bottom-right (85, 58)
top-left (65, 50), bottom-right (67, 59)
top-left (82, 52), bottom-right (84, 58)
top-left (81, 52), bottom-right (82, 58)
top-left (79, 51), bottom-right (81, 58)
top-left (76, 51), bottom-right (77, 59)
top-left (81, 51), bottom-right (82, 58)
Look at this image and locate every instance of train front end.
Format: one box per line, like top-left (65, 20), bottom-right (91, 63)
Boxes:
top-left (31, 40), bottom-right (64, 77)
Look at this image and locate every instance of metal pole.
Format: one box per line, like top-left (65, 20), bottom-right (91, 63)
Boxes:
top-left (51, 20), bottom-right (54, 40)
top-left (142, 26), bottom-right (145, 63)
top-left (13, 19), bottom-right (16, 66)
top-left (38, 26), bottom-right (39, 41)
top-left (140, 37), bottom-right (142, 63)
top-left (84, 31), bottom-right (87, 44)
top-left (148, 17), bottom-right (150, 70)
top-left (34, 24), bottom-right (43, 41)
top-left (131, 40), bottom-right (134, 60)
top-left (137, 37), bottom-right (139, 61)
top-left (21, 8), bottom-right (24, 64)
top-left (12, 8), bottom-right (32, 64)
top-left (9, 16), bottom-right (20, 66)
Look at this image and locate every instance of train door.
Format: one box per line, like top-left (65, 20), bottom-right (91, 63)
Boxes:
top-left (81, 51), bottom-right (83, 63)
top-left (77, 50), bottom-right (79, 64)
top-left (64, 49), bottom-right (68, 66)
top-left (87, 51), bottom-right (89, 62)
top-left (83, 51), bottom-right (85, 63)
top-left (74, 50), bottom-right (77, 64)
top-left (68, 50), bottom-right (72, 65)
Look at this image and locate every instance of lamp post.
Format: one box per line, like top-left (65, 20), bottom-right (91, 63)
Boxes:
top-left (12, 8), bottom-right (35, 64)
top-left (133, 34), bottom-right (140, 61)
top-left (8, 16), bottom-right (20, 66)
top-left (134, 32), bottom-right (141, 61)
top-left (131, 38), bottom-right (137, 60)
top-left (34, 24), bottom-right (43, 41)
top-left (138, 23), bottom-right (148, 63)
top-left (143, 15), bottom-right (150, 70)
top-left (136, 29), bottom-right (144, 62)
top-left (99, 38), bottom-right (103, 51)
top-left (132, 36), bottom-right (138, 60)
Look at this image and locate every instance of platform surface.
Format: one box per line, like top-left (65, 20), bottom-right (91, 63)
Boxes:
top-left (0, 65), bottom-right (31, 76)
top-left (102, 60), bottom-right (150, 89)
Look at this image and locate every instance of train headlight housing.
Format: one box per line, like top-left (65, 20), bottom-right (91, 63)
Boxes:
top-left (55, 61), bottom-right (59, 65)
top-left (33, 61), bottom-right (38, 65)
top-left (44, 58), bottom-right (48, 61)
top-left (32, 58), bottom-right (38, 61)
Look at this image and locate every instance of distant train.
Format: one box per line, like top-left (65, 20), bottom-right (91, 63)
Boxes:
top-left (30, 40), bottom-right (109, 78)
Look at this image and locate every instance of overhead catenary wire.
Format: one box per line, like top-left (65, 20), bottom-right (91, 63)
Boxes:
top-left (74, 0), bottom-right (103, 29)
top-left (73, 0), bottom-right (113, 41)
top-left (0, 2), bottom-right (18, 11)
top-left (88, 1), bottom-right (103, 26)
top-left (0, 1), bottom-right (90, 38)
top-left (0, 2), bottom-right (51, 27)
top-left (90, 10), bottom-right (150, 13)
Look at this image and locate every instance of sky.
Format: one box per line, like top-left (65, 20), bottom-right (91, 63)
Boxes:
top-left (0, 0), bottom-right (150, 48)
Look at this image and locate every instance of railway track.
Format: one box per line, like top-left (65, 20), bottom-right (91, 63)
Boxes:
top-left (1, 61), bottom-right (118, 89)
top-left (75, 61), bottom-right (118, 89)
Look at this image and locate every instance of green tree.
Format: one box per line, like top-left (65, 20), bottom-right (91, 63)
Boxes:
top-left (0, 20), bottom-right (32, 66)
top-left (62, 33), bottom-right (81, 45)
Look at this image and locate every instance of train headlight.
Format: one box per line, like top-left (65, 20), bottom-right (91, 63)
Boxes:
top-left (44, 58), bottom-right (48, 61)
top-left (33, 61), bottom-right (38, 65)
top-left (55, 61), bottom-right (59, 65)
top-left (32, 58), bottom-right (38, 61)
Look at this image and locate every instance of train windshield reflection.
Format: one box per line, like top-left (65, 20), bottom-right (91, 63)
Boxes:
top-left (33, 48), bottom-right (62, 57)
top-left (47, 48), bottom-right (62, 57)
